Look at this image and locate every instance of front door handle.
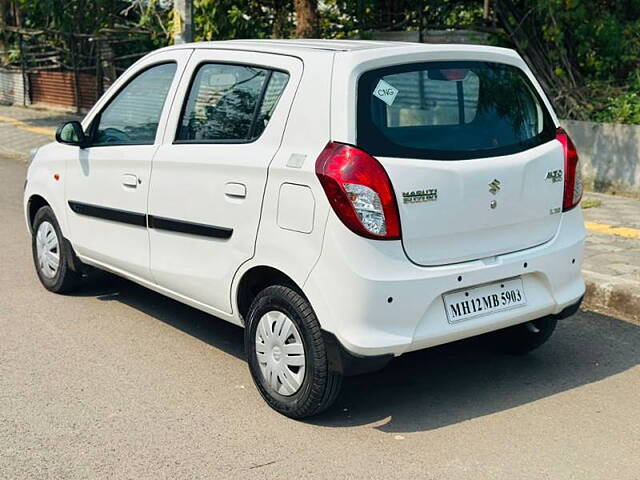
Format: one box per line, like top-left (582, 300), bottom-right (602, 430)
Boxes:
top-left (122, 174), bottom-right (138, 188)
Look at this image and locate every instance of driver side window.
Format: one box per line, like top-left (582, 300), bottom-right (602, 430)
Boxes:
top-left (92, 62), bottom-right (177, 146)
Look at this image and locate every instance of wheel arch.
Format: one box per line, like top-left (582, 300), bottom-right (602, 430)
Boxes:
top-left (26, 194), bottom-right (51, 233)
top-left (235, 265), bottom-right (305, 325)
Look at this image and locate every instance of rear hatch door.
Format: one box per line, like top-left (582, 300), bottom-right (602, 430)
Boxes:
top-left (357, 59), bottom-right (564, 266)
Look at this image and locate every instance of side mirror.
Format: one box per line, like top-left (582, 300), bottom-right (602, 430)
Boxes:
top-left (55, 121), bottom-right (88, 148)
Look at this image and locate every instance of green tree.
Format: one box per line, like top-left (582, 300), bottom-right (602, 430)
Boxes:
top-left (495, 0), bottom-right (640, 122)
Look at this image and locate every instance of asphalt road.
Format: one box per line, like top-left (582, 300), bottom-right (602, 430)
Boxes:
top-left (1, 156), bottom-right (639, 479)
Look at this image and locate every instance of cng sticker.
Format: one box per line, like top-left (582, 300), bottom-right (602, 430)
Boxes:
top-left (373, 79), bottom-right (399, 106)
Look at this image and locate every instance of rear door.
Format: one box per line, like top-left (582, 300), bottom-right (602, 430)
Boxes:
top-left (148, 49), bottom-right (302, 314)
top-left (355, 59), bottom-right (563, 266)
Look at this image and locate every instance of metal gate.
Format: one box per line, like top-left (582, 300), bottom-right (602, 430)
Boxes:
top-left (0, 26), bottom-right (155, 113)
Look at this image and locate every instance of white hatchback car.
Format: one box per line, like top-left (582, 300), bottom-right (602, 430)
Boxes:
top-left (24, 40), bottom-right (585, 418)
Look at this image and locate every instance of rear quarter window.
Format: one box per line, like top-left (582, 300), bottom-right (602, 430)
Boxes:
top-left (176, 64), bottom-right (289, 143)
top-left (357, 61), bottom-right (555, 160)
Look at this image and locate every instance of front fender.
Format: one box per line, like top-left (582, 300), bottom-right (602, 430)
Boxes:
top-left (24, 142), bottom-right (69, 237)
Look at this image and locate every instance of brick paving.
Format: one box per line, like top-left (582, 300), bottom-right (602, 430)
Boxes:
top-left (582, 192), bottom-right (640, 283)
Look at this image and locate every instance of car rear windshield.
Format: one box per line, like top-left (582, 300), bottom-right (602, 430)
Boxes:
top-left (357, 61), bottom-right (555, 160)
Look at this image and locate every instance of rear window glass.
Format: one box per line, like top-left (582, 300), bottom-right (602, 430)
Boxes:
top-left (357, 61), bottom-right (555, 160)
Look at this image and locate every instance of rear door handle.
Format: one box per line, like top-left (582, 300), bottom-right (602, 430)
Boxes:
top-left (225, 182), bottom-right (246, 198)
top-left (122, 174), bottom-right (138, 188)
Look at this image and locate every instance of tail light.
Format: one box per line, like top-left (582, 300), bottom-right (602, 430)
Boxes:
top-left (556, 127), bottom-right (583, 211)
top-left (315, 142), bottom-right (401, 240)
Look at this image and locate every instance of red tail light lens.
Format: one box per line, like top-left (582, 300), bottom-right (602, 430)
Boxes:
top-left (556, 127), bottom-right (583, 211)
top-left (315, 142), bottom-right (401, 240)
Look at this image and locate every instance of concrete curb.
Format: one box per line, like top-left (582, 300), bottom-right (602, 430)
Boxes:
top-left (582, 270), bottom-right (640, 325)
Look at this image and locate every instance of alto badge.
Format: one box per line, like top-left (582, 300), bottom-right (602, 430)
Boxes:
top-left (546, 169), bottom-right (563, 183)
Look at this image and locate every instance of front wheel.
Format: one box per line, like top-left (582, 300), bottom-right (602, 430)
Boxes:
top-left (487, 316), bottom-right (558, 355)
top-left (245, 285), bottom-right (342, 419)
top-left (31, 206), bottom-right (82, 294)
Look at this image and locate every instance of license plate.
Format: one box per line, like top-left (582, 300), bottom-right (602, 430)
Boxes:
top-left (443, 277), bottom-right (526, 324)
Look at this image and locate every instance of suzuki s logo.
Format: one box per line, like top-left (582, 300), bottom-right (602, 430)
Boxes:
top-left (488, 179), bottom-right (501, 195)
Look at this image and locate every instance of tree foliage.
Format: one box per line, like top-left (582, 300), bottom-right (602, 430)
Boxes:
top-left (9, 0), bottom-right (126, 33)
top-left (496, 0), bottom-right (640, 122)
top-left (1, 0), bottom-right (639, 123)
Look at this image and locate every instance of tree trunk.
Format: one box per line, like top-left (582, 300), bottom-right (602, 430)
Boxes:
top-left (0, 0), bottom-right (7, 27)
top-left (272, 0), bottom-right (289, 38)
top-left (10, 0), bottom-right (20, 27)
top-left (294, 0), bottom-right (318, 38)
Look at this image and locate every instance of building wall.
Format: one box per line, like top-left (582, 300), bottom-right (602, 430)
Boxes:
top-left (370, 29), bottom-right (489, 44)
top-left (561, 119), bottom-right (640, 197)
top-left (0, 68), bottom-right (28, 106)
top-left (29, 71), bottom-right (97, 112)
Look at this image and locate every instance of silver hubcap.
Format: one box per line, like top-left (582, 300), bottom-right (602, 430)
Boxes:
top-left (255, 311), bottom-right (306, 396)
top-left (36, 221), bottom-right (60, 279)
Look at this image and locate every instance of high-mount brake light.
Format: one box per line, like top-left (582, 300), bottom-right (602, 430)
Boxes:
top-left (440, 68), bottom-right (469, 81)
top-left (556, 127), bottom-right (583, 211)
top-left (315, 142), bottom-right (401, 240)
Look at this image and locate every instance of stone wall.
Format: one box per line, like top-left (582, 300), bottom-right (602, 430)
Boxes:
top-left (561, 120), bottom-right (640, 197)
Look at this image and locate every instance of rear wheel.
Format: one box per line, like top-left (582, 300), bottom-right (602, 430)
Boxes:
top-left (31, 206), bottom-right (82, 293)
top-left (488, 317), bottom-right (558, 355)
top-left (245, 285), bottom-right (342, 418)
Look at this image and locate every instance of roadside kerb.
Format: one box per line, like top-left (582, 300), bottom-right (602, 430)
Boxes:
top-left (583, 270), bottom-right (640, 325)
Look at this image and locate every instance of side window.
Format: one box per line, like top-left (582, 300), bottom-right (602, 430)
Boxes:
top-left (176, 63), bottom-right (289, 143)
top-left (92, 63), bottom-right (177, 146)
top-left (253, 71), bottom-right (289, 138)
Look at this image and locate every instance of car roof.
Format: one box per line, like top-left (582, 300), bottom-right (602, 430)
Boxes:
top-left (163, 39), bottom-right (518, 60)
top-left (176, 39), bottom-right (407, 53)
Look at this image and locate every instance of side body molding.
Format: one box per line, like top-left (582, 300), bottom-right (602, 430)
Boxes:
top-left (68, 201), bottom-right (233, 239)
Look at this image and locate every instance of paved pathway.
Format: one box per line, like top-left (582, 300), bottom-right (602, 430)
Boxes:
top-left (0, 105), bottom-right (80, 159)
top-left (582, 192), bottom-right (640, 281)
top-left (580, 192), bottom-right (640, 322)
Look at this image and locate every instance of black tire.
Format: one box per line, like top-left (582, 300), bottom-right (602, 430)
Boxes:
top-left (31, 206), bottom-right (82, 294)
top-left (245, 285), bottom-right (342, 419)
top-left (488, 316), bottom-right (558, 355)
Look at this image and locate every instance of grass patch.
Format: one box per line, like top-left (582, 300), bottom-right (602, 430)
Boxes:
top-left (582, 199), bottom-right (602, 209)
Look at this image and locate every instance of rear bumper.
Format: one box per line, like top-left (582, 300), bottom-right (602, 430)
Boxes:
top-left (322, 330), bottom-right (394, 376)
top-left (553, 293), bottom-right (583, 320)
top-left (324, 294), bottom-right (584, 376)
top-left (304, 207), bottom-right (586, 358)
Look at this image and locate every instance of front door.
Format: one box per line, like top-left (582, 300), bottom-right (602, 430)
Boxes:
top-left (148, 49), bottom-right (302, 314)
top-left (65, 50), bottom-right (191, 280)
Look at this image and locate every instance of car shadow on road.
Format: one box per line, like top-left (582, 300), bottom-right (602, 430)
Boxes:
top-left (76, 271), bottom-right (246, 361)
top-left (316, 310), bottom-right (640, 433)
top-left (73, 272), bottom-right (639, 434)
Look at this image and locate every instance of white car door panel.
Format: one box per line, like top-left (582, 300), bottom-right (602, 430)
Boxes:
top-left (148, 49), bottom-right (303, 314)
top-left (64, 50), bottom-right (192, 280)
